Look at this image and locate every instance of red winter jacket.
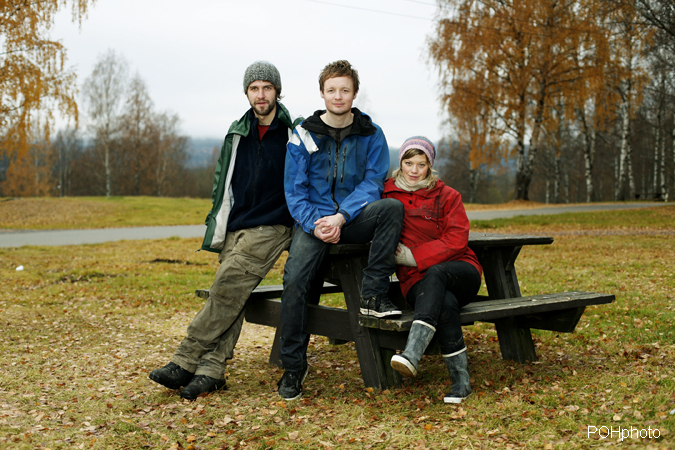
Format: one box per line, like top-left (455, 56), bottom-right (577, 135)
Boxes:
top-left (382, 178), bottom-right (483, 298)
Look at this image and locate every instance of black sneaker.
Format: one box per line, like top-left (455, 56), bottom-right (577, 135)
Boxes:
top-left (277, 363), bottom-right (308, 401)
top-left (359, 296), bottom-right (374, 315)
top-left (180, 375), bottom-right (227, 400)
top-left (149, 362), bottom-right (194, 390)
top-left (360, 295), bottom-right (402, 318)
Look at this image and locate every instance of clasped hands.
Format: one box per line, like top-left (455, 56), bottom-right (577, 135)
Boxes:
top-left (313, 213), bottom-right (346, 243)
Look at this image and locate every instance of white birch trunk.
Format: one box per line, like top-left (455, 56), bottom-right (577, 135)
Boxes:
top-left (615, 93), bottom-right (631, 200)
top-left (653, 110), bottom-right (661, 194)
top-left (659, 124), bottom-right (666, 198)
top-left (554, 154), bottom-right (561, 204)
top-left (565, 173), bottom-right (570, 204)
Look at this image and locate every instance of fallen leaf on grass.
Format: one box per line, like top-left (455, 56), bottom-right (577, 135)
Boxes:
top-left (288, 431), bottom-right (299, 440)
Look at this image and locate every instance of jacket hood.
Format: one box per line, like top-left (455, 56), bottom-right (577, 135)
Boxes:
top-left (228, 102), bottom-right (295, 137)
top-left (301, 107), bottom-right (377, 138)
top-left (383, 177), bottom-right (446, 197)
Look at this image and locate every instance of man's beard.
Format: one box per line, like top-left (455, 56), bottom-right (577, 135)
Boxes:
top-left (253, 101), bottom-right (275, 117)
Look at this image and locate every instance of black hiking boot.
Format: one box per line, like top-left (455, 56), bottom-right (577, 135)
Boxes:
top-left (180, 375), bottom-right (227, 400)
top-left (277, 362), bottom-right (309, 401)
top-left (149, 362), bottom-right (194, 390)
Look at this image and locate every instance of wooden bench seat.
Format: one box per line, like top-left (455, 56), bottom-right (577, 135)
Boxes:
top-left (195, 286), bottom-right (614, 383)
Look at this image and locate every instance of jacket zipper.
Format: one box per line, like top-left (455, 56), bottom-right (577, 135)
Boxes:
top-left (340, 145), bottom-right (347, 182)
top-left (326, 144), bottom-right (332, 182)
top-left (330, 137), bottom-right (342, 210)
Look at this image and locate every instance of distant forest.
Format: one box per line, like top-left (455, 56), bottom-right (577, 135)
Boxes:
top-left (3, 0), bottom-right (675, 203)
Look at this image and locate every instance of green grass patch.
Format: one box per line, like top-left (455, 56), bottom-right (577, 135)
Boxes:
top-left (471, 205), bottom-right (675, 232)
top-left (0, 196), bottom-right (212, 230)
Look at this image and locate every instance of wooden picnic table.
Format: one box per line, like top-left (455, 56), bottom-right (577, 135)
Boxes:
top-left (197, 232), bottom-right (614, 390)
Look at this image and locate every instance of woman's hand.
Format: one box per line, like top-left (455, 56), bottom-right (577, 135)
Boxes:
top-left (394, 243), bottom-right (417, 267)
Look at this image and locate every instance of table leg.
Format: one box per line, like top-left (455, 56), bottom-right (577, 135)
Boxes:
top-left (481, 246), bottom-right (522, 299)
top-left (336, 257), bottom-right (390, 390)
top-left (494, 317), bottom-right (538, 362)
top-left (479, 245), bottom-right (537, 362)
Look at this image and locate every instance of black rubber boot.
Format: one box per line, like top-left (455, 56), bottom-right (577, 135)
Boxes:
top-left (443, 350), bottom-right (471, 403)
top-left (390, 320), bottom-right (435, 377)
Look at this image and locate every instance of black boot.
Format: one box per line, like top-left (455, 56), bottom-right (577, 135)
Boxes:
top-left (180, 375), bottom-right (227, 400)
top-left (443, 350), bottom-right (471, 403)
top-left (149, 362), bottom-right (194, 390)
top-left (390, 320), bottom-right (435, 377)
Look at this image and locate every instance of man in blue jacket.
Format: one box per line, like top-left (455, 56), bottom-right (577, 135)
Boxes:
top-left (278, 60), bottom-right (404, 400)
top-left (149, 61), bottom-right (299, 400)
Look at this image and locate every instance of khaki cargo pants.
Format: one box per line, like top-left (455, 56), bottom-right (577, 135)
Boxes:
top-left (172, 224), bottom-right (293, 379)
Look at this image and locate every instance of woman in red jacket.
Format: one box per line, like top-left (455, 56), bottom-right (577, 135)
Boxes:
top-left (382, 136), bottom-right (483, 404)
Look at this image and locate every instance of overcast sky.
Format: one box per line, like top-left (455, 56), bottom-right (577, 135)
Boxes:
top-left (53, 0), bottom-right (448, 147)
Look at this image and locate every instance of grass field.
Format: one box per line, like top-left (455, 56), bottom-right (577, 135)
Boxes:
top-left (0, 197), bottom-right (212, 230)
top-left (1, 204), bottom-right (674, 449)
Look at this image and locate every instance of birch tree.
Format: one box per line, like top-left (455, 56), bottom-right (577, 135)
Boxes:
top-left (606, 2), bottom-right (651, 200)
top-left (429, 0), bottom-right (601, 200)
top-left (82, 50), bottom-right (128, 197)
top-left (0, 0), bottom-right (96, 196)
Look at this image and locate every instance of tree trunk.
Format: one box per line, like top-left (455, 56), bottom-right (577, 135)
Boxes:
top-left (468, 166), bottom-right (479, 204)
top-left (578, 108), bottom-right (596, 203)
top-left (514, 108), bottom-right (528, 201)
top-left (615, 92), bottom-right (631, 200)
top-left (554, 154), bottom-right (561, 204)
top-left (516, 94), bottom-right (544, 201)
top-left (660, 121), bottom-right (667, 198)
top-left (653, 109), bottom-right (661, 194)
top-left (104, 141), bottom-right (111, 198)
top-left (565, 173), bottom-right (570, 204)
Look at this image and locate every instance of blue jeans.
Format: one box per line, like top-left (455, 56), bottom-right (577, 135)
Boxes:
top-left (406, 260), bottom-right (481, 355)
top-left (280, 199), bottom-right (404, 371)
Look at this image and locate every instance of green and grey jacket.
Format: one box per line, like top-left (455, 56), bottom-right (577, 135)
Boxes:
top-left (201, 103), bottom-right (301, 252)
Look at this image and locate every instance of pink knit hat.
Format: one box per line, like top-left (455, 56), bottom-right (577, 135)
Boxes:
top-left (399, 136), bottom-right (436, 167)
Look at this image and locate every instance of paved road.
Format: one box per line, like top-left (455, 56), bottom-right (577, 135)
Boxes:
top-left (0, 202), bottom-right (668, 248)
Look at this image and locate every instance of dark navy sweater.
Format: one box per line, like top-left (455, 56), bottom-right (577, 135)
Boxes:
top-left (227, 107), bottom-right (294, 232)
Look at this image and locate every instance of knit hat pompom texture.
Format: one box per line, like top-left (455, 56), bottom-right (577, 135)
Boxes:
top-left (399, 136), bottom-right (436, 167)
top-left (243, 61), bottom-right (281, 93)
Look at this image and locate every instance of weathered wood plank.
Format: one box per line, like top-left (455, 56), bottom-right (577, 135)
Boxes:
top-left (195, 282), bottom-right (341, 302)
top-left (468, 232), bottom-right (554, 248)
top-left (359, 291), bottom-right (614, 331)
top-left (244, 297), bottom-right (354, 341)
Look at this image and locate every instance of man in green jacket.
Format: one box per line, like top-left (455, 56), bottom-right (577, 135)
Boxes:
top-left (149, 61), bottom-right (300, 400)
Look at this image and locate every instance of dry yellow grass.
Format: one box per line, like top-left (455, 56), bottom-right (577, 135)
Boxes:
top-left (1, 206), bottom-right (673, 449)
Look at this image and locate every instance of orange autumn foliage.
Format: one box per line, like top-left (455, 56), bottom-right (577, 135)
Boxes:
top-left (428, 0), bottom-right (625, 201)
top-left (0, 0), bottom-right (96, 196)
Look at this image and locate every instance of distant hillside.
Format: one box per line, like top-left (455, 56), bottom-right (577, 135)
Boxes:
top-left (186, 137), bottom-right (222, 168)
top-left (185, 139), bottom-right (401, 174)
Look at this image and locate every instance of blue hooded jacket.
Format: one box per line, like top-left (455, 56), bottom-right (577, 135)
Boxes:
top-left (284, 108), bottom-right (389, 234)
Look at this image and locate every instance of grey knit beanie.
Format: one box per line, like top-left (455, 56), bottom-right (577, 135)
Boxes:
top-left (243, 61), bottom-right (282, 95)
